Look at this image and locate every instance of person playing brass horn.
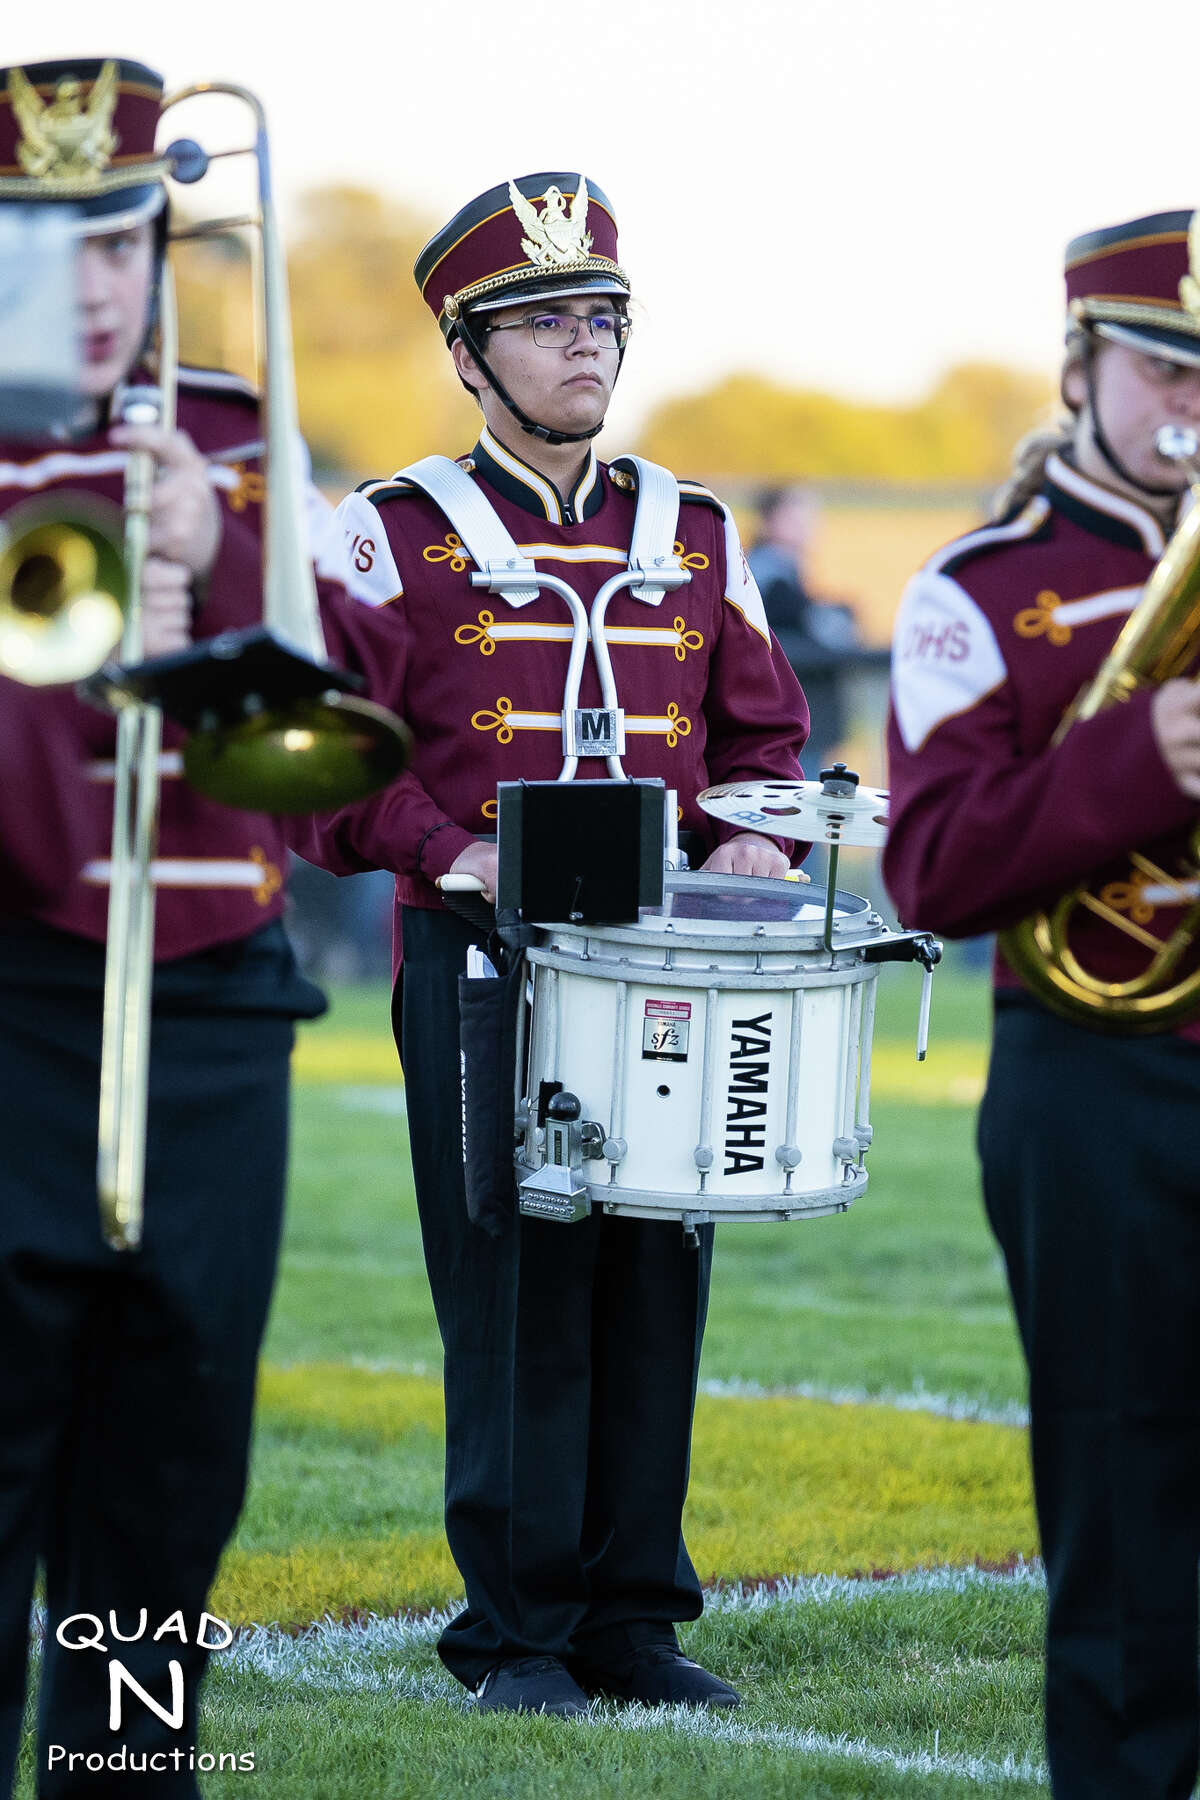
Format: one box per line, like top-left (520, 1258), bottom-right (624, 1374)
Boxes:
top-left (0, 56), bottom-right (405, 1797)
top-left (885, 212), bottom-right (1200, 1799)
top-left (300, 172), bottom-right (809, 1719)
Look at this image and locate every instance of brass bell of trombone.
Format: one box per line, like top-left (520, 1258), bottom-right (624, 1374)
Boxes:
top-left (104, 82), bottom-right (411, 814)
top-left (0, 496), bottom-right (125, 684)
top-left (180, 692), bottom-right (412, 815)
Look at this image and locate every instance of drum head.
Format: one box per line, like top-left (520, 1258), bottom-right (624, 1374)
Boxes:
top-left (533, 869), bottom-right (883, 954)
top-left (648, 871), bottom-right (869, 929)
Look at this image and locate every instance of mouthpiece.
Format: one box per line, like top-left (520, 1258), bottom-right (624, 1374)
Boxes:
top-left (1155, 425), bottom-right (1200, 462)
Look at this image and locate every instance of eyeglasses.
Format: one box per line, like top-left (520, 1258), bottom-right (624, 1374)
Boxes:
top-left (483, 310), bottom-right (631, 350)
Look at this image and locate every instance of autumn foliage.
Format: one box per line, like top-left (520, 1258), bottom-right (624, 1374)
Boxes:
top-left (173, 185), bottom-right (1053, 493)
top-left (638, 364), bottom-right (1055, 488)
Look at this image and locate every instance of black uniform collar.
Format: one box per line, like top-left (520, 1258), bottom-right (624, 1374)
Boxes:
top-left (1043, 451), bottom-right (1169, 558)
top-left (472, 424), bottom-right (604, 526)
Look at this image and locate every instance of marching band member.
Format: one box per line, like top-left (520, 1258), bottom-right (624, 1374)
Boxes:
top-left (884, 213), bottom-right (1200, 1799)
top-left (0, 58), bottom-right (403, 1796)
top-left (306, 174), bottom-right (809, 1717)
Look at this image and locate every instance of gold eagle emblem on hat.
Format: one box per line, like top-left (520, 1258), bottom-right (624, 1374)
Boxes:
top-left (8, 60), bottom-right (120, 185)
top-left (1182, 209), bottom-right (1200, 322)
top-left (509, 177), bottom-right (593, 270)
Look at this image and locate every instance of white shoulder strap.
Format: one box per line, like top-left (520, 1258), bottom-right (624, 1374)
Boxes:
top-left (394, 455), bottom-right (541, 607)
top-left (609, 455), bottom-right (689, 607)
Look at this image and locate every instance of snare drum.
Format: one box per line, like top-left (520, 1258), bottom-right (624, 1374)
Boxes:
top-left (516, 870), bottom-right (895, 1227)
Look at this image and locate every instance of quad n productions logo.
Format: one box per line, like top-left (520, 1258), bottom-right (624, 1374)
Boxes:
top-left (46, 1610), bottom-right (256, 1777)
top-left (55, 1608), bottom-right (233, 1730)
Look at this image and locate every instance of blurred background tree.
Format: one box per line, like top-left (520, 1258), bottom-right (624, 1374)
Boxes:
top-left (175, 185), bottom-right (475, 479)
top-left (638, 361), bottom-right (1054, 486)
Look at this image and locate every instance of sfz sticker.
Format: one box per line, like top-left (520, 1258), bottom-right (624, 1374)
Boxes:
top-left (642, 998), bottom-right (691, 1062)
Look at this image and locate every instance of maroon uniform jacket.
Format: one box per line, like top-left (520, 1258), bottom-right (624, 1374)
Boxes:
top-left (0, 366), bottom-right (404, 958)
top-left (884, 451), bottom-right (1200, 1036)
top-left (305, 426), bottom-right (808, 919)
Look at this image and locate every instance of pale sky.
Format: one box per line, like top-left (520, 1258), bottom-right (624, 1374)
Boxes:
top-left (9, 0), bottom-right (1199, 438)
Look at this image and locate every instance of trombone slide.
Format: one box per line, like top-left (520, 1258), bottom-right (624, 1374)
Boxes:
top-left (97, 388), bottom-right (167, 1252)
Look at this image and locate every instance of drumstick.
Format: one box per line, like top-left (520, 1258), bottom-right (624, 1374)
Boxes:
top-left (438, 874), bottom-right (489, 893)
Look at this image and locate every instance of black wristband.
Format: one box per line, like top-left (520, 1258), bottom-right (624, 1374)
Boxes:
top-left (416, 820), bottom-right (456, 877)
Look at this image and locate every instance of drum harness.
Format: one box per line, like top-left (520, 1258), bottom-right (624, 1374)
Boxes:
top-left (402, 453), bottom-right (708, 1229)
top-left (395, 451), bottom-right (689, 793)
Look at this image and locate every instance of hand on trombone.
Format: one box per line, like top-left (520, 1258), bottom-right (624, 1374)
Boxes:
top-left (108, 418), bottom-right (221, 581)
top-left (138, 557), bottom-right (194, 657)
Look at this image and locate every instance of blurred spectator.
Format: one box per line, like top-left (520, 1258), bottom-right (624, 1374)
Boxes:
top-left (748, 486), bottom-right (862, 779)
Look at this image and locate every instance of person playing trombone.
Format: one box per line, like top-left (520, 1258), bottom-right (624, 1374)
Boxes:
top-left (0, 56), bottom-right (404, 1796)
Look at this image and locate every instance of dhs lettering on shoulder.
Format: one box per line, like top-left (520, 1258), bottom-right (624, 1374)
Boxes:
top-left (346, 531), bottom-right (376, 573)
top-left (723, 1011), bottom-right (772, 1176)
top-left (900, 618), bottom-right (970, 663)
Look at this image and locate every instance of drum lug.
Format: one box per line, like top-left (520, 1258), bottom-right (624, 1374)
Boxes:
top-left (581, 1122), bottom-right (607, 1160)
top-left (602, 1135), bottom-right (627, 1166)
top-left (774, 1143), bottom-right (803, 1171)
top-left (832, 1135), bottom-right (859, 1163)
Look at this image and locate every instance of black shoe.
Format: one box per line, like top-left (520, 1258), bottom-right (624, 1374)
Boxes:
top-left (475, 1655), bottom-right (590, 1718)
top-left (574, 1645), bottom-right (742, 1709)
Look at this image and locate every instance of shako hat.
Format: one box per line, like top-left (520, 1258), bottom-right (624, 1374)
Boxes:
top-left (0, 58), bottom-right (169, 230)
top-left (415, 172), bottom-right (629, 341)
top-left (1066, 210), bottom-right (1200, 369)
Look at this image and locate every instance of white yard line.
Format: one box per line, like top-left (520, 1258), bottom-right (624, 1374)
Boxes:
top-left (334, 1086), bottom-right (408, 1115)
top-left (702, 1564), bottom-right (1044, 1609)
top-left (221, 1582), bottom-right (1047, 1787)
top-left (613, 1708), bottom-right (1047, 1786)
top-left (698, 1376), bottom-right (1029, 1428)
top-left (278, 1358), bottom-right (1029, 1429)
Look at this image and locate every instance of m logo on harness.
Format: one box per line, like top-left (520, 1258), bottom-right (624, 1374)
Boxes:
top-left (565, 707), bottom-right (626, 758)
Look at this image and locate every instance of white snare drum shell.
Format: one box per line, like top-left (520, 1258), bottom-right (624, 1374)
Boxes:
top-left (521, 872), bottom-right (882, 1224)
top-left (527, 965), bottom-right (866, 1215)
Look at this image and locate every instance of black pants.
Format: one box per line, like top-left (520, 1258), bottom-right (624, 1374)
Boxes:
top-left (398, 905), bottom-right (714, 1689)
top-left (979, 998), bottom-right (1200, 1800)
top-left (0, 921), bottom-right (320, 1799)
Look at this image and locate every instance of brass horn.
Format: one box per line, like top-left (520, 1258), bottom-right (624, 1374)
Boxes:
top-left (998, 423), bottom-right (1200, 1034)
top-left (0, 496), bottom-right (125, 684)
top-left (95, 85), bottom-right (411, 1251)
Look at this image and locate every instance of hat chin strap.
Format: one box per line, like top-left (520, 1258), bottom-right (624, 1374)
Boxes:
top-left (456, 316), bottom-right (615, 447)
top-left (1083, 332), bottom-right (1180, 500)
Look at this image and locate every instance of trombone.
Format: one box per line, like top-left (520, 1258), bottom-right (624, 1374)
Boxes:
top-left (96, 358), bottom-right (174, 1248)
top-left (96, 84), bottom-right (411, 1249)
top-left (0, 502), bottom-right (125, 685)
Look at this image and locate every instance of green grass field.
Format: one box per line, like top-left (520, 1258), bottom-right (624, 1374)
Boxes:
top-left (20, 962), bottom-right (1049, 1797)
